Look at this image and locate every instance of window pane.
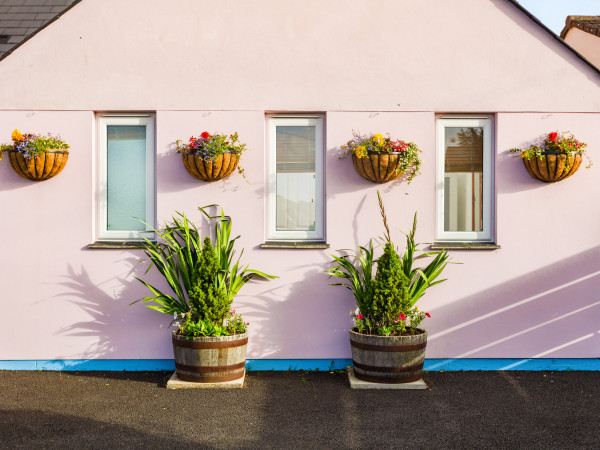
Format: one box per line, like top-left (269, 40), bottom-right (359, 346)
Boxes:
top-left (444, 127), bottom-right (483, 232)
top-left (276, 126), bottom-right (316, 231)
top-left (107, 126), bottom-right (147, 231)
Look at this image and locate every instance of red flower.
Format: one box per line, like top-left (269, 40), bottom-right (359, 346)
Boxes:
top-left (357, 314), bottom-right (364, 320)
top-left (399, 313), bottom-right (406, 320)
top-left (548, 132), bottom-right (558, 141)
top-left (200, 131), bottom-right (212, 140)
top-left (425, 312), bottom-right (431, 318)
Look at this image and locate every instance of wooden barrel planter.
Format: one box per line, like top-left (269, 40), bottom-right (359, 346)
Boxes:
top-left (349, 329), bottom-right (427, 384)
top-left (6, 149), bottom-right (69, 181)
top-left (182, 151), bottom-right (240, 181)
top-left (523, 151), bottom-right (582, 182)
top-left (352, 152), bottom-right (404, 183)
top-left (172, 331), bottom-right (248, 383)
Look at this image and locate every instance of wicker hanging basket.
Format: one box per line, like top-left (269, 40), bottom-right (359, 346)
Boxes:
top-left (181, 151), bottom-right (240, 182)
top-left (6, 149), bottom-right (69, 181)
top-left (352, 152), bottom-right (404, 183)
top-left (522, 151), bottom-right (582, 182)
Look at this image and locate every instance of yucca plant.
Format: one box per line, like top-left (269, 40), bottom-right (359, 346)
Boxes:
top-left (132, 206), bottom-right (276, 337)
top-left (327, 191), bottom-right (452, 335)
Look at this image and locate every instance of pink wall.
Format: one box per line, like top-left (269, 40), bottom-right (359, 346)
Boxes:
top-left (1, 0), bottom-right (600, 111)
top-left (1, 0), bottom-right (600, 362)
top-left (564, 27), bottom-right (600, 69)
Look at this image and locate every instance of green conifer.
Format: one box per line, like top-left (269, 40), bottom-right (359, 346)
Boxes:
top-left (370, 242), bottom-right (411, 330)
top-left (188, 237), bottom-right (230, 324)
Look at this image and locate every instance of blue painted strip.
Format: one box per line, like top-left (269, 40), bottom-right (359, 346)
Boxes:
top-left (0, 358), bottom-right (599, 372)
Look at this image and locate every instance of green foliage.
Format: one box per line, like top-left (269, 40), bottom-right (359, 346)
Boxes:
top-left (132, 206), bottom-right (276, 337)
top-left (188, 237), bottom-right (230, 324)
top-left (133, 212), bottom-right (203, 317)
top-left (327, 191), bottom-right (453, 335)
top-left (368, 243), bottom-right (411, 332)
top-left (198, 204), bottom-right (278, 304)
top-left (326, 241), bottom-right (375, 317)
top-left (177, 310), bottom-right (248, 338)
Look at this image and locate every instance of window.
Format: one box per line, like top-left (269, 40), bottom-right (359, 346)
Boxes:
top-left (436, 116), bottom-right (493, 242)
top-left (97, 115), bottom-right (155, 241)
top-left (266, 115), bottom-right (324, 241)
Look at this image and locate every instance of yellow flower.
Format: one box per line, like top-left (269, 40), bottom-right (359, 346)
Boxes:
top-left (12, 129), bottom-right (23, 141)
top-left (355, 145), bottom-right (367, 158)
top-left (373, 134), bottom-right (384, 145)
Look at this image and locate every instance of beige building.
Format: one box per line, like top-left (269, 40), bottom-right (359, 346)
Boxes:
top-left (561, 16), bottom-right (600, 69)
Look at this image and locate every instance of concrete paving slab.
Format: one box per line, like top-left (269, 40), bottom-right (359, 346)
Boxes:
top-left (347, 367), bottom-right (428, 389)
top-left (166, 370), bottom-right (245, 389)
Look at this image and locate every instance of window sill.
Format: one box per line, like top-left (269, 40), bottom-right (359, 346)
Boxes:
top-left (87, 241), bottom-right (155, 249)
top-left (430, 242), bottom-right (501, 250)
top-left (260, 241), bottom-right (330, 249)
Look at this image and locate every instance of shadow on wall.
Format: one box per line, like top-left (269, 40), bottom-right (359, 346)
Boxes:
top-left (428, 245), bottom-right (600, 360)
top-left (238, 260), bottom-right (353, 363)
top-left (54, 255), bottom-right (170, 360)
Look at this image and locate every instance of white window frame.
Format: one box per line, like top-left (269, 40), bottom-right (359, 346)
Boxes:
top-left (97, 115), bottom-right (155, 241)
top-left (436, 116), bottom-right (494, 242)
top-left (266, 115), bottom-right (324, 241)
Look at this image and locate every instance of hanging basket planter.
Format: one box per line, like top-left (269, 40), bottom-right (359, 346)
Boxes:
top-left (1, 129), bottom-right (70, 181)
top-left (352, 152), bottom-right (405, 183)
top-left (522, 151), bottom-right (582, 183)
top-left (511, 131), bottom-right (591, 183)
top-left (177, 131), bottom-right (246, 182)
top-left (342, 132), bottom-right (422, 184)
top-left (182, 151), bottom-right (240, 181)
top-left (6, 149), bottom-right (69, 181)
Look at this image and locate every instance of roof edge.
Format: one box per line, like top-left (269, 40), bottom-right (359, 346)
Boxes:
top-left (560, 16), bottom-right (600, 39)
top-left (0, 0), bottom-right (83, 64)
top-left (507, 0), bottom-right (600, 78)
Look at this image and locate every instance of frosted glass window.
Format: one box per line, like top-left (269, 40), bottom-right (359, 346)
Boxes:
top-left (107, 126), bottom-right (147, 231)
top-left (436, 117), bottom-right (493, 242)
top-left (98, 115), bottom-right (155, 241)
top-left (267, 116), bottom-right (324, 241)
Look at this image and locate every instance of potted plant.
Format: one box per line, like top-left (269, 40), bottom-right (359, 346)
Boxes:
top-left (0, 129), bottom-right (69, 181)
top-left (133, 205), bottom-right (276, 383)
top-left (341, 131), bottom-right (422, 183)
top-left (510, 131), bottom-right (591, 182)
top-left (327, 192), bottom-right (450, 384)
top-left (176, 131), bottom-right (247, 181)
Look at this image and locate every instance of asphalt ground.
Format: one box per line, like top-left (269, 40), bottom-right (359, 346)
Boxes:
top-left (1, 370), bottom-right (599, 449)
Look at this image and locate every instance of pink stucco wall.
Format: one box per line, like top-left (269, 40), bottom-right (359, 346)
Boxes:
top-left (564, 27), bottom-right (600, 69)
top-left (1, 0), bottom-right (599, 362)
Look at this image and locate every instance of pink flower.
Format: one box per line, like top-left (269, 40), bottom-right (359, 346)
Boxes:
top-left (399, 313), bottom-right (406, 320)
top-left (425, 312), bottom-right (431, 318)
top-left (357, 314), bottom-right (364, 320)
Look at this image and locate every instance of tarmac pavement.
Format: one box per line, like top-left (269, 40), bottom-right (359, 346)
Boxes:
top-left (1, 370), bottom-right (599, 449)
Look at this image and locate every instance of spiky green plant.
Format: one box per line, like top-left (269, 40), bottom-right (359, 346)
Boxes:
top-left (327, 191), bottom-right (453, 335)
top-left (132, 206), bottom-right (277, 335)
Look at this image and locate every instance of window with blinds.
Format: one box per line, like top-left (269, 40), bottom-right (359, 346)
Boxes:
top-left (267, 116), bottom-right (324, 241)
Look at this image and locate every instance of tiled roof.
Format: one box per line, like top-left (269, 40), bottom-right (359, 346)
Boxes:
top-left (0, 0), bottom-right (78, 60)
top-left (560, 16), bottom-right (600, 39)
